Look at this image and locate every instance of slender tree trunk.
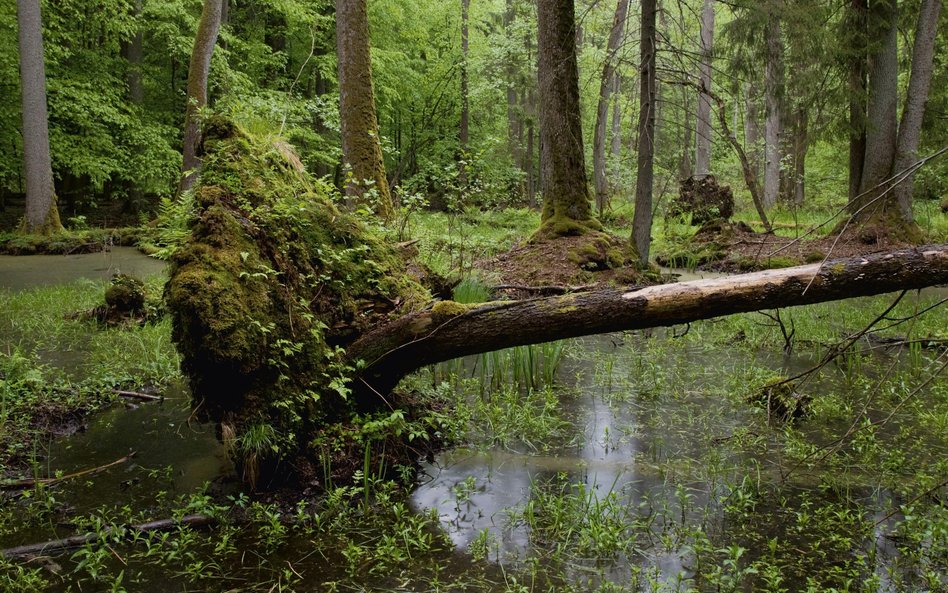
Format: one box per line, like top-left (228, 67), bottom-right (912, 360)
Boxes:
top-left (679, 84), bottom-right (693, 180)
top-left (536, 0), bottom-right (594, 231)
top-left (460, 0), bottom-right (470, 155)
top-left (744, 82), bottom-right (761, 180)
top-left (847, 0), bottom-right (868, 203)
top-left (609, 74), bottom-right (623, 161)
top-left (632, 0), bottom-right (657, 264)
top-left (790, 108), bottom-right (808, 205)
top-left (16, 0), bottom-right (61, 234)
top-left (179, 0), bottom-right (223, 194)
top-left (694, 0), bottom-right (714, 178)
top-left (336, 0), bottom-right (394, 219)
top-left (763, 3), bottom-right (783, 210)
top-left (122, 0), bottom-right (145, 210)
top-left (891, 0), bottom-right (941, 221)
top-left (594, 0), bottom-right (630, 216)
top-left (504, 0), bottom-right (521, 182)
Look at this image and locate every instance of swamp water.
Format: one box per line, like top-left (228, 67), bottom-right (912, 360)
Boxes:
top-left (1, 253), bottom-right (945, 592)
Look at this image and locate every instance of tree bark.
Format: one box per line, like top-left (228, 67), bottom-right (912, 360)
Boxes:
top-left (594, 0), bottom-right (630, 217)
top-left (349, 245), bottom-right (948, 396)
top-left (537, 0), bottom-right (594, 231)
top-left (891, 0), bottom-right (941, 221)
top-left (632, 0), bottom-right (657, 264)
top-left (460, 0), bottom-right (470, 156)
top-left (694, 0), bottom-right (714, 178)
top-left (744, 82), bottom-right (761, 181)
top-left (609, 73), bottom-right (623, 182)
top-left (854, 0), bottom-right (898, 207)
top-left (763, 2), bottom-right (783, 210)
top-left (17, 0), bottom-right (61, 234)
top-left (679, 84), bottom-right (693, 181)
top-left (847, 0), bottom-right (868, 203)
top-left (336, 0), bottom-right (394, 220)
top-left (179, 0), bottom-right (223, 194)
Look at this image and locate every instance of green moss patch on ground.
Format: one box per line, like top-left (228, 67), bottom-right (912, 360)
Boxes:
top-left (0, 227), bottom-right (159, 255)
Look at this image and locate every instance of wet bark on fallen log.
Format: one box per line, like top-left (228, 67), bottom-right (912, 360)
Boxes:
top-left (349, 246), bottom-right (948, 396)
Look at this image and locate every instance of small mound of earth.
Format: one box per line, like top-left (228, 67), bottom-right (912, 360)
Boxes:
top-left (475, 233), bottom-right (645, 292)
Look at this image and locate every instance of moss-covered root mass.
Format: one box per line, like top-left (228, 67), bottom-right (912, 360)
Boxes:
top-left (165, 117), bottom-right (429, 488)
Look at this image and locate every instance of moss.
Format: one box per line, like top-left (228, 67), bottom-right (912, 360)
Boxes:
top-left (530, 214), bottom-right (602, 242)
top-left (165, 116), bottom-right (430, 487)
top-left (431, 300), bottom-right (471, 317)
top-left (804, 250), bottom-right (825, 263)
top-left (105, 274), bottom-right (146, 313)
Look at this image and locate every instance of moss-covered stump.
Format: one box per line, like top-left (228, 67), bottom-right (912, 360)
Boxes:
top-left (165, 118), bottom-right (429, 488)
top-left (670, 175), bottom-right (735, 225)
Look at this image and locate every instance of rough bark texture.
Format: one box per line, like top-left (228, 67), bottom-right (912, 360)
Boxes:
top-left (891, 0), bottom-right (941, 221)
top-left (632, 0), bottom-right (657, 264)
top-left (854, 0), bottom-right (898, 205)
top-left (763, 5), bottom-right (783, 210)
top-left (17, 0), bottom-right (61, 234)
top-left (694, 0), bottom-right (714, 178)
top-left (680, 84), bottom-right (693, 181)
top-left (536, 0), bottom-right (596, 234)
top-left (349, 245), bottom-right (948, 396)
top-left (336, 0), bottom-right (394, 219)
top-left (179, 0), bottom-right (223, 194)
top-left (847, 0), bottom-right (868, 203)
top-left (744, 83), bottom-right (761, 182)
top-left (594, 0), bottom-right (630, 216)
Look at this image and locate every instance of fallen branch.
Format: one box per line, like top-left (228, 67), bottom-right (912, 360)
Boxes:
top-left (0, 453), bottom-right (136, 491)
top-left (1, 514), bottom-right (215, 559)
top-left (491, 283), bottom-right (598, 296)
top-left (113, 389), bottom-right (163, 402)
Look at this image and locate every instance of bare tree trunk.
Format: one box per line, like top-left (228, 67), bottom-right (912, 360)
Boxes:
top-left (855, 0), bottom-right (898, 204)
top-left (679, 84), bottom-right (693, 181)
top-left (594, 0), bottom-right (630, 217)
top-left (847, 0), bottom-right (868, 203)
top-left (505, 0), bottom-right (521, 184)
top-left (537, 0), bottom-right (594, 231)
top-left (122, 0), bottom-right (145, 210)
top-left (460, 0), bottom-right (470, 156)
top-left (763, 3), bottom-right (783, 210)
top-left (17, 0), bottom-right (61, 234)
top-left (632, 0), bottom-right (657, 264)
top-left (744, 82), bottom-right (761, 180)
top-left (179, 0), bottom-right (223, 194)
top-left (350, 245), bottom-right (948, 395)
top-left (336, 0), bottom-right (394, 220)
top-left (694, 0), bottom-right (714, 178)
top-left (892, 0), bottom-right (941, 221)
top-left (609, 74), bottom-right (623, 172)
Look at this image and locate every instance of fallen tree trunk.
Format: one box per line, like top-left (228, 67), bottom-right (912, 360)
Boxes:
top-left (349, 245), bottom-right (948, 395)
top-left (166, 118), bottom-right (948, 489)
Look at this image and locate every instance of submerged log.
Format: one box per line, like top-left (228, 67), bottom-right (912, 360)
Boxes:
top-left (166, 117), bottom-right (948, 488)
top-left (349, 246), bottom-right (948, 395)
top-left (0, 515), bottom-right (214, 559)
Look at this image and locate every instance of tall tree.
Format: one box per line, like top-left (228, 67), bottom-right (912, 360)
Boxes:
top-left (891, 0), bottom-right (941, 220)
top-left (336, 0), bottom-right (393, 219)
top-left (763, 1), bottom-right (784, 209)
top-left (846, 0), bottom-right (868, 203)
top-left (536, 0), bottom-right (596, 234)
top-left (694, 0), bottom-right (714, 178)
top-left (460, 0), bottom-right (470, 155)
top-left (16, 0), bottom-right (61, 234)
top-left (593, 0), bottom-right (630, 216)
top-left (632, 0), bottom-right (657, 263)
top-left (179, 0), bottom-right (224, 194)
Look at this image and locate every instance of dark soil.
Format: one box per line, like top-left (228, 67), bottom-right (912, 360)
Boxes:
top-left (474, 232), bottom-right (650, 295)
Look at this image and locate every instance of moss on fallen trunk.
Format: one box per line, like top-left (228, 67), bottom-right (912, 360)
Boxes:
top-left (165, 118), bottom-right (428, 488)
